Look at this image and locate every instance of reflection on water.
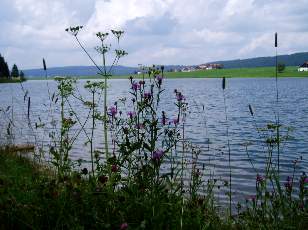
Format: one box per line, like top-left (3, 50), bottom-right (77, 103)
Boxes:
top-left (1, 77), bottom-right (308, 203)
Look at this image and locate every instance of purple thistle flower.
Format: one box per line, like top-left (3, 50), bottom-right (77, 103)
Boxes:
top-left (135, 123), bottom-right (145, 129)
top-left (256, 174), bottom-right (264, 183)
top-left (127, 111), bottom-right (136, 119)
top-left (155, 75), bottom-right (163, 85)
top-left (173, 118), bottom-right (179, 125)
top-left (176, 92), bottom-right (185, 102)
top-left (304, 177), bottom-right (308, 183)
top-left (131, 81), bottom-right (140, 91)
top-left (108, 106), bottom-right (117, 117)
top-left (152, 149), bottom-right (164, 161)
top-left (144, 92), bottom-right (152, 100)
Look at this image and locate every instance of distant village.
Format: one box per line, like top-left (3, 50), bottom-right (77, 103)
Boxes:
top-left (178, 63), bottom-right (223, 72)
top-left (135, 63), bottom-right (224, 75)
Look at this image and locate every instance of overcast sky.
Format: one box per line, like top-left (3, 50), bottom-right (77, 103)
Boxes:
top-left (1, 0), bottom-right (308, 69)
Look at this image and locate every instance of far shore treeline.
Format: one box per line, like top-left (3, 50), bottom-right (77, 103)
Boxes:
top-left (0, 53), bottom-right (25, 82)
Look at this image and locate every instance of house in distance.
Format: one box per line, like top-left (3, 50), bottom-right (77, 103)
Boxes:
top-left (197, 63), bottom-right (224, 70)
top-left (298, 61), bottom-right (308, 72)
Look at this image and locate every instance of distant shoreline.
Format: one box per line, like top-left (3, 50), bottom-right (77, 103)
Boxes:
top-left (4, 66), bottom-right (308, 82)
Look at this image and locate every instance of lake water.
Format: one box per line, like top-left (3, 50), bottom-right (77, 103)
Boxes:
top-left (1, 77), bottom-right (308, 204)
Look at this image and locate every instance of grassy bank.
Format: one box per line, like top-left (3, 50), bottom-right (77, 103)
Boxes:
top-left (1, 149), bottom-right (308, 229)
top-left (27, 66), bottom-right (308, 80)
top-left (0, 78), bottom-right (25, 83)
top-left (0, 150), bottom-right (227, 229)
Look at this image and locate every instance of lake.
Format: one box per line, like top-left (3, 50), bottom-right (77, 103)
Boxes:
top-left (1, 77), bottom-right (308, 204)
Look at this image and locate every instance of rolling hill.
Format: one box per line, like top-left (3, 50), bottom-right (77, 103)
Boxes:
top-left (22, 52), bottom-right (308, 78)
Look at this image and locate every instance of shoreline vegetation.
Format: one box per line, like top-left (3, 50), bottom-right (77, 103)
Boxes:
top-left (22, 66), bottom-right (308, 80)
top-left (0, 77), bottom-right (25, 83)
top-left (1, 27), bottom-right (308, 229)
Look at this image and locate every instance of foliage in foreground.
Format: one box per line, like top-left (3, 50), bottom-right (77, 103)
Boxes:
top-left (1, 150), bottom-right (308, 229)
top-left (1, 27), bottom-right (308, 229)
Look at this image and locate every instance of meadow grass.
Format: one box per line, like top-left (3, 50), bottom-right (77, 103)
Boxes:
top-left (25, 66), bottom-right (308, 80)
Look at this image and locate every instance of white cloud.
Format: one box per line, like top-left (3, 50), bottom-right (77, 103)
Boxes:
top-left (0, 0), bottom-right (308, 69)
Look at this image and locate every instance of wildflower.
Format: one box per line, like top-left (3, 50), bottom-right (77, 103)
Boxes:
top-left (136, 123), bottom-right (145, 129)
top-left (144, 92), bottom-right (152, 100)
top-left (155, 75), bottom-right (163, 85)
top-left (304, 177), bottom-right (308, 183)
top-left (65, 26), bottom-right (83, 36)
top-left (108, 106), bottom-right (117, 117)
top-left (131, 81), bottom-right (140, 91)
top-left (172, 118), bottom-right (179, 125)
top-left (256, 174), bottom-right (264, 183)
top-left (127, 111), bottom-right (136, 119)
top-left (176, 92), bottom-right (185, 102)
top-left (96, 32), bottom-right (109, 42)
top-left (152, 149), bottom-right (164, 161)
top-left (111, 164), bottom-right (118, 173)
top-left (249, 195), bottom-right (256, 201)
top-left (120, 222), bottom-right (128, 230)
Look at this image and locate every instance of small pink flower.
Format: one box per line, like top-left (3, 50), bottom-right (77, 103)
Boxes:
top-left (120, 222), bottom-right (128, 230)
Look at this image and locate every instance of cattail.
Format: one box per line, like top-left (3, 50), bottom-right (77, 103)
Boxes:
top-left (275, 32), bottom-right (278, 48)
top-left (43, 58), bottom-right (47, 71)
top-left (27, 97), bottom-right (31, 119)
top-left (248, 104), bottom-right (254, 116)
top-left (222, 77), bottom-right (226, 90)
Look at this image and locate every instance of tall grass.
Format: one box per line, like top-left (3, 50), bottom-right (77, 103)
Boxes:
top-left (0, 30), bottom-right (308, 229)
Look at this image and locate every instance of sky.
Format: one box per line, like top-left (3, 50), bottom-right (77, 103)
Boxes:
top-left (1, 0), bottom-right (308, 69)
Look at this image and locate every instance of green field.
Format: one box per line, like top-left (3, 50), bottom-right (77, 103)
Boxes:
top-left (24, 66), bottom-right (308, 81)
top-left (164, 66), bottom-right (308, 78)
top-left (79, 66), bottom-right (308, 79)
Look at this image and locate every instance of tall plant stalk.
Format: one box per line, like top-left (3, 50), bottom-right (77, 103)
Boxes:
top-left (275, 32), bottom-right (280, 175)
top-left (222, 77), bottom-right (232, 217)
top-left (65, 26), bottom-right (126, 163)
